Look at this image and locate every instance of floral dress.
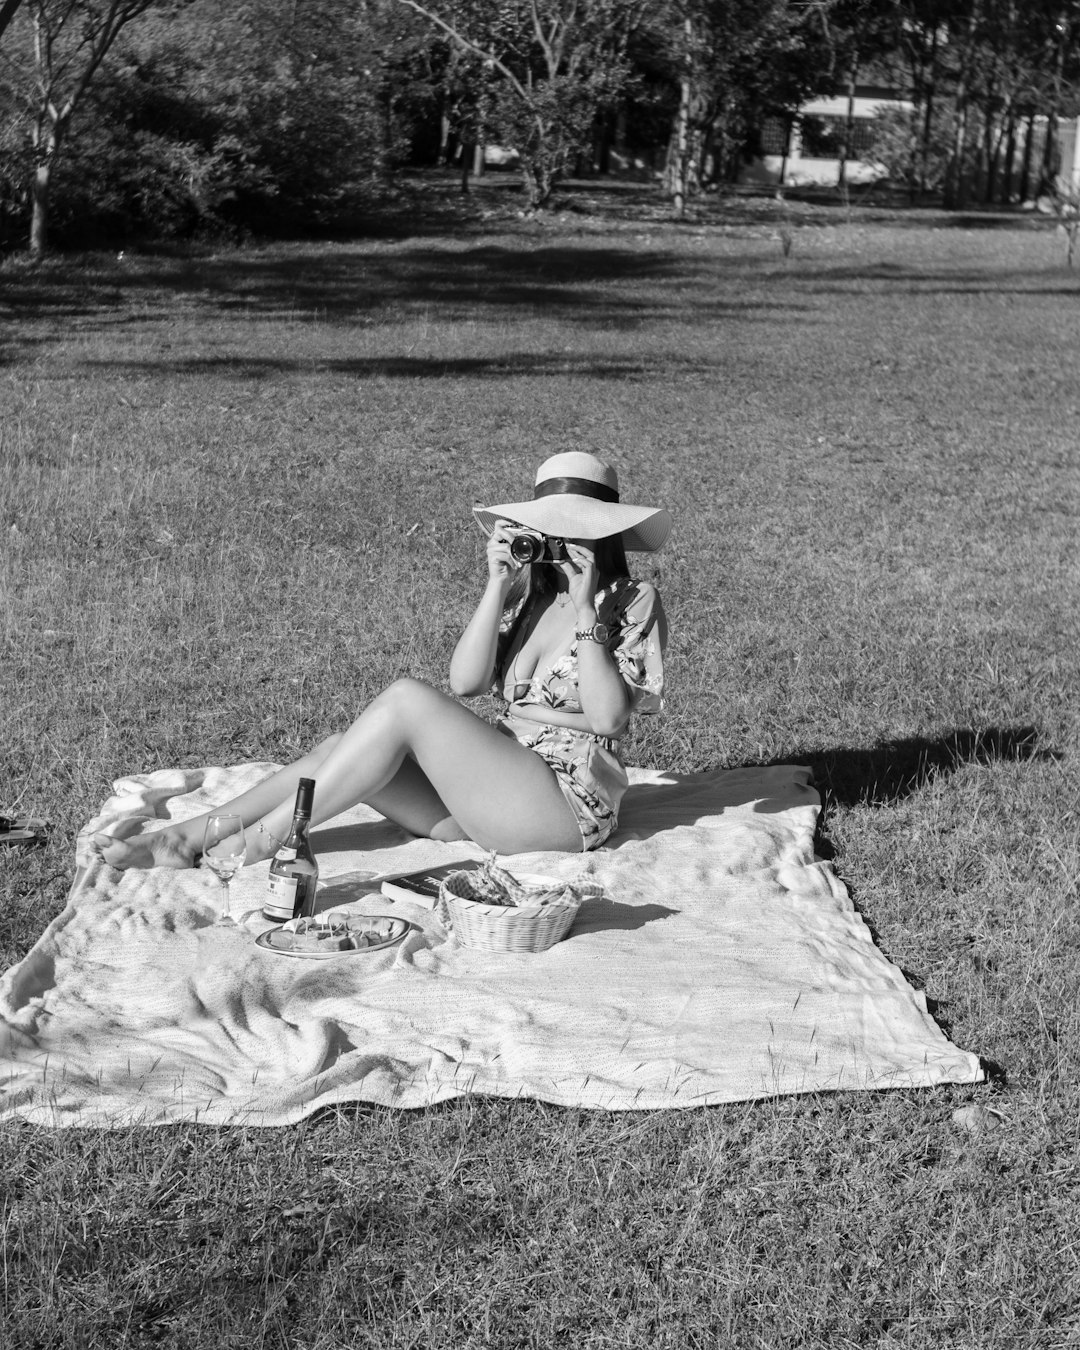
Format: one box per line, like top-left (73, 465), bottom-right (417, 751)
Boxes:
top-left (492, 577), bottom-right (667, 850)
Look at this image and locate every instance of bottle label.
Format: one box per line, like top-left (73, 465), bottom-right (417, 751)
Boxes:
top-left (263, 872), bottom-right (299, 920)
top-left (274, 847), bottom-right (298, 862)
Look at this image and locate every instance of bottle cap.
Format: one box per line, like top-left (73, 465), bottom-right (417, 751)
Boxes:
top-left (296, 778), bottom-right (316, 816)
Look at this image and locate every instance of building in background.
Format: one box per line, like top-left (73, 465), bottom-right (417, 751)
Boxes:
top-left (742, 87), bottom-right (910, 189)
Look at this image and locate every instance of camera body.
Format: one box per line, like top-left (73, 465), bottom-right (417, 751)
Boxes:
top-left (509, 530), bottom-right (568, 564)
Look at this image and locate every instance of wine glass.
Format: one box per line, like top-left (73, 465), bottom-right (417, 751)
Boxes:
top-left (203, 814), bottom-right (247, 923)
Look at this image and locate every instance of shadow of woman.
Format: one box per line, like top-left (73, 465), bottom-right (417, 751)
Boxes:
top-left (798, 725), bottom-right (1055, 812)
top-left (779, 724), bottom-right (1051, 1088)
top-left (311, 727), bottom-right (1054, 860)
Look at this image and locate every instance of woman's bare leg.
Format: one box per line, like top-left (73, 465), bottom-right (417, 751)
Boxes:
top-left (94, 734), bottom-right (344, 868)
top-left (201, 734), bottom-right (344, 828)
top-left (248, 678), bottom-right (582, 857)
top-left (96, 680), bottom-right (581, 867)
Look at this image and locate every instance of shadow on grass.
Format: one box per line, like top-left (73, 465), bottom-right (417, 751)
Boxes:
top-left (79, 352), bottom-right (726, 381)
top-left (0, 241), bottom-right (811, 351)
top-left (6, 230), bottom-right (1071, 369)
top-left (773, 264), bottom-right (1080, 296)
top-left (794, 724), bottom-right (1051, 1084)
top-left (805, 725), bottom-right (1055, 815)
top-left (0, 244), bottom-right (731, 313)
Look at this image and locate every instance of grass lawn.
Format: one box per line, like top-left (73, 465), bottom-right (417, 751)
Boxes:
top-left (2, 185), bottom-right (1078, 1347)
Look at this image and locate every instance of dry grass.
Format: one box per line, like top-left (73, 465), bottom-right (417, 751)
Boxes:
top-left (1, 190), bottom-right (1078, 1347)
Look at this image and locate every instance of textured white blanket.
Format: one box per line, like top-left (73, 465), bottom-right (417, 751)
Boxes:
top-left (0, 763), bottom-right (982, 1127)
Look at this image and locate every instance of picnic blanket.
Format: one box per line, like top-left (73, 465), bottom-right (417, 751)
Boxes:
top-left (0, 763), bottom-right (983, 1127)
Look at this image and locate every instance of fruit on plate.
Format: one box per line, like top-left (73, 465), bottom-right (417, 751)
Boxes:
top-left (265, 915), bottom-right (405, 953)
top-left (266, 927), bottom-right (352, 953)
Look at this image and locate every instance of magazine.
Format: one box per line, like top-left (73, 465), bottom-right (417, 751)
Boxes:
top-left (379, 859), bottom-right (486, 908)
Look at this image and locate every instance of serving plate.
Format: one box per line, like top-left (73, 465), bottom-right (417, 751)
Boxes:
top-left (255, 914), bottom-right (411, 959)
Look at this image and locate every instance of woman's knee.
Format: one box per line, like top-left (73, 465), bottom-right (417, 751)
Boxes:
top-left (371, 677), bottom-right (441, 719)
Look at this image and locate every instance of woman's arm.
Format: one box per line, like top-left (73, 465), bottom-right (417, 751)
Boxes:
top-left (449, 524), bottom-right (516, 697)
top-left (574, 624), bottom-right (633, 737)
top-left (561, 544), bottom-right (633, 739)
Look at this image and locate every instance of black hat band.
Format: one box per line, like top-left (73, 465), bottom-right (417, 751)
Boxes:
top-left (533, 476), bottom-right (620, 504)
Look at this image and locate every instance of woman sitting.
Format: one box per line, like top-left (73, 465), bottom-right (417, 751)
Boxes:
top-left (94, 452), bottom-right (670, 869)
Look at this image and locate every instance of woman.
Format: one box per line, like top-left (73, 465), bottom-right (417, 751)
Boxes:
top-left (94, 452), bottom-right (670, 869)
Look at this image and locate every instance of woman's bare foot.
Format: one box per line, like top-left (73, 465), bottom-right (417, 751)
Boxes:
top-left (92, 827), bottom-right (198, 871)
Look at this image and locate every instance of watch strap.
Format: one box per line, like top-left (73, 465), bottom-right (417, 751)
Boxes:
top-left (575, 623), bottom-right (610, 644)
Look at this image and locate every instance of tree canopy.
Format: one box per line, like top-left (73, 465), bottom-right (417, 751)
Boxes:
top-left (2, 0), bottom-right (1080, 252)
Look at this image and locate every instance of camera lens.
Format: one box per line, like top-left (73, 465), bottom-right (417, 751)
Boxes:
top-left (510, 534), bottom-right (543, 564)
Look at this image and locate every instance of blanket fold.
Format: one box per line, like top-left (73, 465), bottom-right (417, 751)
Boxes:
top-left (0, 763), bottom-right (983, 1126)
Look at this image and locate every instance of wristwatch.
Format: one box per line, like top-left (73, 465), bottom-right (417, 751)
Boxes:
top-left (575, 622), bottom-right (610, 644)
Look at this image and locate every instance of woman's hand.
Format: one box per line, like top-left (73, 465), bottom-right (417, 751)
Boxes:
top-left (558, 541), bottom-right (600, 619)
top-left (487, 519), bottom-right (522, 586)
top-left (452, 520), bottom-right (519, 696)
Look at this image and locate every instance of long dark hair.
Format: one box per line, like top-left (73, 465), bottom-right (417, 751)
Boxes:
top-left (502, 533), bottom-right (631, 617)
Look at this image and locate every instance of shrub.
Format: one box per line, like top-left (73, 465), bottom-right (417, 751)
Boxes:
top-left (868, 103), bottom-right (954, 194)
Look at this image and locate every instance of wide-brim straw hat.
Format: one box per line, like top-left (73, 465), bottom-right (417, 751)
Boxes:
top-left (473, 452), bottom-right (672, 552)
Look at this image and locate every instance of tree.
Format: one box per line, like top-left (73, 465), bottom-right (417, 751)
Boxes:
top-left (1, 0), bottom-right (426, 249)
top-left (396, 0), bottom-right (645, 209)
top-left (850, 0), bottom-right (1080, 209)
top-left (656, 0), bottom-right (842, 215)
top-left (5, 0), bottom-right (158, 255)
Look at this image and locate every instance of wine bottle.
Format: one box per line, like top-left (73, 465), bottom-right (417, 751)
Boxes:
top-left (262, 778), bottom-right (320, 922)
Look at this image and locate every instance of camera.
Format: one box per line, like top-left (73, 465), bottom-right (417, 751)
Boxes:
top-left (509, 530), bottom-right (568, 564)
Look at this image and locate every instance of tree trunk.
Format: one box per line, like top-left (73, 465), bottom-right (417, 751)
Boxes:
top-left (614, 106), bottom-right (627, 167)
top-left (777, 117), bottom-right (791, 193)
top-left (1019, 111), bottom-right (1036, 203)
top-left (984, 102), bottom-right (998, 205)
top-left (29, 113), bottom-right (62, 259)
top-left (944, 94), bottom-right (969, 209)
top-left (985, 95), bottom-right (1012, 206)
top-left (702, 119), bottom-right (718, 186)
top-left (438, 110), bottom-right (451, 167)
top-left (968, 114), bottom-right (987, 202)
top-left (30, 160), bottom-right (50, 258)
top-left (907, 85), bottom-right (921, 203)
top-left (1039, 26), bottom-right (1067, 197)
top-left (917, 81), bottom-right (934, 198)
top-left (671, 15), bottom-right (692, 217)
top-left (1001, 108), bottom-right (1017, 204)
top-left (1039, 114), bottom-right (1059, 197)
top-left (943, 6), bottom-right (979, 210)
top-left (688, 124), bottom-right (705, 193)
top-left (837, 56), bottom-right (858, 193)
top-left (593, 110), bottom-right (612, 175)
top-left (904, 38), bottom-right (923, 205)
top-left (672, 86), bottom-right (690, 214)
top-left (520, 158), bottom-right (550, 212)
top-left (917, 24), bottom-right (939, 199)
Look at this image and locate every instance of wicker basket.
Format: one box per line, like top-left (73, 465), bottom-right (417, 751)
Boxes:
top-left (438, 871), bottom-right (603, 953)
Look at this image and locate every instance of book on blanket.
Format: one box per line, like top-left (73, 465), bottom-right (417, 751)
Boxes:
top-left (379, 859), bottom-right (486, 908)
